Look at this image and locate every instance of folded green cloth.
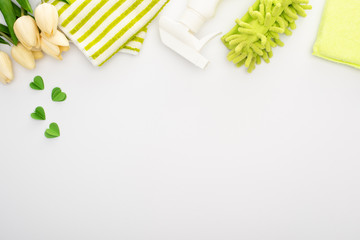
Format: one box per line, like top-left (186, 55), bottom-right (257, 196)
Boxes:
top-left (46, 0), bottom-right (169, 66)
top-left (313, 0), bottom-right (360, 69)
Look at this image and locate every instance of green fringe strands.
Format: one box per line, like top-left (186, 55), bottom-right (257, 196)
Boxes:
top-left (222, 0), bottom-right (311, 73)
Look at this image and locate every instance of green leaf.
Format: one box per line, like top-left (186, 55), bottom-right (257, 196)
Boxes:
top-left (52, 87), bottom-right (67, 102)
top-left (31, 106), bottom-right (46, 120)
top-left (0, 37), bottom-right (10, 45)
top-left (15, 0), bottom-right (33, 13)
top-left (11, 2), bottom-right (22, 17)
top-left (45, 123), bottom-right (60, 138)
top-left (59, 0), bottom-right (71, 4)
top-left (0, 24), bottom-right (11, 45)
top-left (0, 0), bottom-right (19, 44)
top-left (0, 24), bottom-right (10, 35)
top-left (30, 76), bottom-right (45, 90)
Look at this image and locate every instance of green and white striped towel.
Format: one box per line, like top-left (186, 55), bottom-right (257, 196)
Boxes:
top-left (45, 0), bottom-right (169, 66)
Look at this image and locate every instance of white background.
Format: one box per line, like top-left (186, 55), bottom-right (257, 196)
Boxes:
top-left (1, 0), bottom-right (360, 239)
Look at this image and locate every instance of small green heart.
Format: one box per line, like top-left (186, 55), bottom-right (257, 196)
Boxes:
top-left (31, 106), bottom-right (46, 120)
top-left (52, 87), bottom-right (67, 102)
top-left (30, 76), bottom-right (45, 90)
top-left (45, 122), bottom-right (60, 138)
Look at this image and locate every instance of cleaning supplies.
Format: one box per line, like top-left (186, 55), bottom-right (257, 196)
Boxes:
top-left (313, 0), bottom-right (360, 70)
top-left (222, 0), bottom-right (311, 73)
top-left (45, 0), bottom-right (169, 66)
top-left (159, 0), bottom-right (222, 69)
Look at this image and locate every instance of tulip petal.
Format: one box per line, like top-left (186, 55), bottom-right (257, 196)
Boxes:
top-left (13, 16), bottom-right (40, 51)
top-left (41, 30), bottom-right (69, 47)
top-left (40, 37), bottom-right (61, 59)
top-left (35, 3), bottom-right (58, 36)
top-left (0, 51), bottom-right (14, 84)
top-left (60, 46), bottom-right (70, 52)
top-left (32, 50), bottom-right (44, 60)
top-left (11, 43), bottom-right (36, 69)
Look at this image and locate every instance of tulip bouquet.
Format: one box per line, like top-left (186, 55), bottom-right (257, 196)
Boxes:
top-left (0, 0), bottom-right (70, 85)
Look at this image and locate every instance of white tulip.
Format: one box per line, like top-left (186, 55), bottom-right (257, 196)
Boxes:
top-left (13, 16), bottom-right (40, 50)
top-left (40, 36), bottom-right (62, 60)
top-left (32, 50), bottom-right (44, 60)
top-left (60, 46), bottom-right (70, 52)
top-left (41, 30), bottom-right (69, 47)
top-left (11, 43), bottom-right (36, 70)
top-left (35, 3), bottom-right (58, 37)
top-left (0, 51), bottom-right (14, 84)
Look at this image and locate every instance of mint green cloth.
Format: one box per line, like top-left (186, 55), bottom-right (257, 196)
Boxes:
top-left (313, 0), bottom-right (360, 69)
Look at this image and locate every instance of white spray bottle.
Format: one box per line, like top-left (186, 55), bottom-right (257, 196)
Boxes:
top-left (159, 0), bottom-right (222, 69)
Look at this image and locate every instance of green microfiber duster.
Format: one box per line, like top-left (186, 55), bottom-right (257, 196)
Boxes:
top-left (222, 0), bottom-right (312, 73)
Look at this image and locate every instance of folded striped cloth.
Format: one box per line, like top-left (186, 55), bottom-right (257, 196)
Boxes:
top-left (45, 0), bottom-right (169, 66)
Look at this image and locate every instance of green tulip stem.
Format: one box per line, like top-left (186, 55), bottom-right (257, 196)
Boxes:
top-left (0, 31), bottom-right (13, 45)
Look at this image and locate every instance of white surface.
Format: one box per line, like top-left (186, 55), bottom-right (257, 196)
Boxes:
top-left (1, 0), bottom-right (360, 239)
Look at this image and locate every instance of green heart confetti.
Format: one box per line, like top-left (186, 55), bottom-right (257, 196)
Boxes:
top-left (52, 87), bottom-right (67, 102)
top-left (45, 122), bottom-right (60, 138)
top-left (30, 76), bottom-right (45, 90)
top-left (30, 106), bottom-right (46, 120)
